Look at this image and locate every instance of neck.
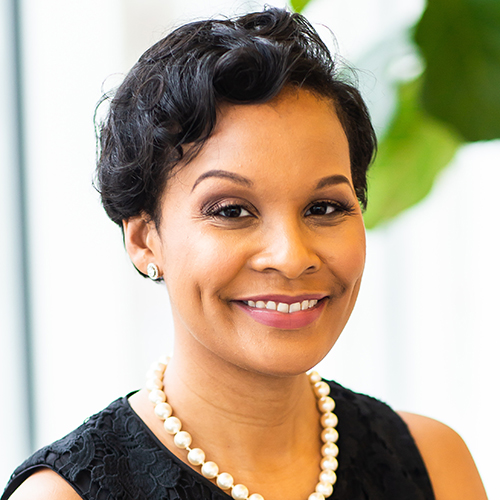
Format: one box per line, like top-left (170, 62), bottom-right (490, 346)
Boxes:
top-left (162, 345), bottom-right (323, 486)
top-left (168, 348), bottom-right (314, 421)
top-left (135, 340), bottom-right (340, 500)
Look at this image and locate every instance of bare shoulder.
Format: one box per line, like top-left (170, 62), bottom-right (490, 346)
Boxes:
top-left (398, 411), bottom-right (488, 500)
top-left (8, 468), bottom-right (82, 500)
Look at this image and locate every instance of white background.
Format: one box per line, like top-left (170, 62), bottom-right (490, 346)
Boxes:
top-left (1, 0), bottom-right (498, 498)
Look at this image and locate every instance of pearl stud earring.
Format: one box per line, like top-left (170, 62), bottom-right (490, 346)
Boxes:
top-left (147, 263), bottom-right (160, 280)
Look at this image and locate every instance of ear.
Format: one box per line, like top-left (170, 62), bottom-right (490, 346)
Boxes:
top-left (122, 215), bottom-right (162, 278)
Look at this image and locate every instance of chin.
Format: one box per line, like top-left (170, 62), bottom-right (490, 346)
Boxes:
top-left (232, 337), bottom-right (339, 379)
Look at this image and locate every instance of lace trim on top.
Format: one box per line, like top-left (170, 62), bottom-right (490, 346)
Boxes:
top-left (2, 382), bottom-right (435, 500)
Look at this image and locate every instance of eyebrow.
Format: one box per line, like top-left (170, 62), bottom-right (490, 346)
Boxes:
top-left (191, 170), bottom-right (253, 192)
top-left (315, 174), bottom-right (354, 192)
top-left (191, 170), bottom-right (353, 193)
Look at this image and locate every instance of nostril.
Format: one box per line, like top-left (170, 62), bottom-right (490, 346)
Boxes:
top-left (250, 247), bottom-right (321, 278)
top-left (248, 225), bottom-right (322, 278)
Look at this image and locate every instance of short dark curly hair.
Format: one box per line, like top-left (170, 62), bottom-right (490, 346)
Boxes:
top-left (95, 7), bottom-right (376, 228)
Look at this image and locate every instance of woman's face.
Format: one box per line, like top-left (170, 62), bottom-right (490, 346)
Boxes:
top-left (140, 89), bottom-right (366, 376)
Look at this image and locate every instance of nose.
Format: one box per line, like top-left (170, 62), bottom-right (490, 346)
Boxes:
top-left (250, 220), bottom-right (322, 279)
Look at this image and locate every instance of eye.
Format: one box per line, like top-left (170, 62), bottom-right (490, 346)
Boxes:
top-left (205, 202), bottom-right (253, 219)
top-left (218, 205), bottom-right (251, 218)
top-left (305, 201), bottom-right (339, 216)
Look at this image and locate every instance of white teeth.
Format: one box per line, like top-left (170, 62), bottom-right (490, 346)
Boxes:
top-left (277, 302), bottom-right (289, 313)
top-left (245, 299), bottom-right (321, 312)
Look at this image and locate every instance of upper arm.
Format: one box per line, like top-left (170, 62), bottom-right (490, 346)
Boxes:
top-left (8, 469), bottom-right (82, 500)
top-left (398, 411), bottom-right (488, 500)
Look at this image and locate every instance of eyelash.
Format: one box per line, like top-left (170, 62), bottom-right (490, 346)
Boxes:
top-left (203, 201), bottom-right (254, 219)
top-left (305, 200), bottom-right (356, 217)
top-left (203, 200), bottom-right (355, 220)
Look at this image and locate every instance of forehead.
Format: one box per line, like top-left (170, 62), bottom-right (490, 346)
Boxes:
top-left (169, 89), bottom-right (351, 193)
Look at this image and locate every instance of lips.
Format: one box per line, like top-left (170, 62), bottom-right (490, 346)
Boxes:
top-left (243, 298), bottom-right (319, 313)
top-left (235, 295), bottom-right (327, 330)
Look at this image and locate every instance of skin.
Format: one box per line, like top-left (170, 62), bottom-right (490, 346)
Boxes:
top-left (9, 89), bottom-right (487, 500)
top-left (399, 413), bottom-right (487, 500)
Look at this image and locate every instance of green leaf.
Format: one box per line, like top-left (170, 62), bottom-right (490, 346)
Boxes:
top-left (414, 0), bottom-right (500, 141)
top-left (289, 0), bottom-right (313, 13)
top-left (363, 79), bottom-right (463, 229)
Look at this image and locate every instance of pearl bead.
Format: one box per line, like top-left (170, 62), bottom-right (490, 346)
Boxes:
top-left (231, 484), bottom-right (249, 499)
top-left (148, 389), bottom-right (166, 404)
top-left (158, 355), bottom-right (170, 365)
top-left (327, 457), bottom-right (338, 471)
top-left (321, 442), bottom-right (339, 458)
top-left (321, 456), bottom-right (338, 471)
top-left (157, 361), bottom-right (167, 369)
top-left (173, 430), bottom-right (192, 449)
top-left (164, 416), bottom-right (182, 434)
top-left (319, 469), bottom-right (337, 484)
top-left (201, 461), bottom-right (219, 479)
top-left (187, 448), bottom-right (205, 466)
top-left (308, 493), bottom-right (325, 500)
top-left (321, 427), bottom-right (339, 443)
top-left (154, 402), bottom-right (172, 420)
top-left (320, 412), bottom-right (338, 428)
top-left (313, 381), bottom-right (330, 398)
top-left (316, 481), bottom-right (333, 497)
top-left (147, 366), bottom-right (164, 378)
top-left (147, 357), bottom-right (338, 500)
top-left (217, 472), bottom-right (234, 490)
top-left (317, 396), bottom-right (335, 413)
top-left (146, 378), bottom-right (163, 391)
top-left (308, 371), bottom-right (322, 384)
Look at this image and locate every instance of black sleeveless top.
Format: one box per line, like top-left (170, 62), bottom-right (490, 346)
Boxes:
top-left (2, 381), bottom-right (435, 500)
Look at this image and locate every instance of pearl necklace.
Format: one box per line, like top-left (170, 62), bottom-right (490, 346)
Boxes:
top-left (146, 356), bottom-right (339, 500)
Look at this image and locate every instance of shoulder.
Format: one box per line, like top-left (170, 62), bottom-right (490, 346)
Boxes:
top-left (398, 412), bottom-right (487, 500)
top-left (325, 380), bottom-right (437, 497)
top-left (3, 395), bottom-right (185, 500)
top-left (7, 469), bottom-right (82, 500)
top-left (3, 397), bottom-right (129, 500)
top-left (326, 380), bottom-right (419, 448)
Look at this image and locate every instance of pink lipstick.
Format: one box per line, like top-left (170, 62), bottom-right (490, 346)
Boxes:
top-left (235, 296), bottom-right (327, 329)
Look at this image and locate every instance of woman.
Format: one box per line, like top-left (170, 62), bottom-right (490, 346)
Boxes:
top-left (3, 7), bottom-right (487, 500)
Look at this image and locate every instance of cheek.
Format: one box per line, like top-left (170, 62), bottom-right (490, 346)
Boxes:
top-left (327, 223), bottom-right (366, 288)
top-left (161, 222), bottom-right (243, 302)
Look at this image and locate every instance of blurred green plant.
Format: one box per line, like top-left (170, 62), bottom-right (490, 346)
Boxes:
top-left (363, 79), bottom-right (462, 228)
top-left (415, 0), bottom-right (500, 142)
top-left (290, 0), bottom-right (311, 13)
top-left (291, 0), bottom-right (500, 228)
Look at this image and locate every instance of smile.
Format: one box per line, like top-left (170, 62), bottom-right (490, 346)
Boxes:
top-left (235, 297), bottom-right (327, 329)
top-left (242, 299), bottom-right (318, 313)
